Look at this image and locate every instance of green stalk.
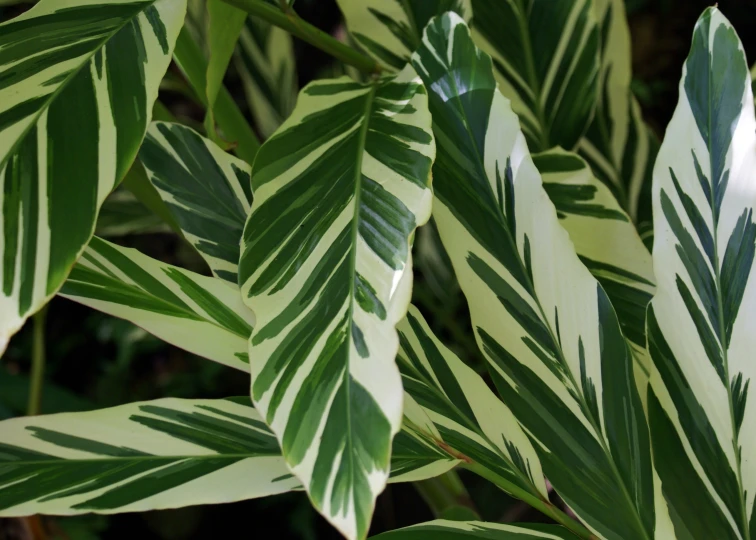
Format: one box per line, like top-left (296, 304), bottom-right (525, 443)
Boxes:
top-left (27, 307), bottom-right (48, 416)
top-left (462, 462), bottom-right (596, 540)
top-left (172, 28), bottom-right (261, 164)
top-left (219, 0), bottom-right (382, 75)
top-left (415, 471), bottom-right (477, 518)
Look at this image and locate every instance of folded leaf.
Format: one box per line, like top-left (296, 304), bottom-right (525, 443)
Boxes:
top-left (238, 68), bottom-right (435, 540)
top-left (470, 0), bottom-right (599, 153)
top-left (398, 306), bottom-right (549, 502)
top-left (336, 0), bottom-right (472, 71)
top-left (236, 16), bottom-right (298, 138)
top-left (412, 14), bottom-right (654, 539)
top-left (60, 236), bottom-right (254, 372)
top-left (0, 0), bottom-right (187, 354)
top-left (372, 520), bottom-right (576, 539)
top-left (535, 148), bottom-right (655, 380)
top-left (647, 8), bottom-right (756, 539)
top-left (577, 0), bottom-right (658, 223)
top-left (0, 397), bottom-right (300, 516)
top-left (139, 122), bottom-right (253, 284)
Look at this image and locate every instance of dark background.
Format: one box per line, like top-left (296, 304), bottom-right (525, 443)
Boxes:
top-left (2, 0), bottom-right (756, 538)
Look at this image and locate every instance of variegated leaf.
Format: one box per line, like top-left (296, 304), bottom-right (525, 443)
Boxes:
top-left (0, 397), bottom-right (300, 516)
top-left (372, 520), bottom-right (576, 540)
top-left (336, 0), bottom-right (472, 71)
top-left (396, 307), bottom-right (596, 534)
top-left (238, 69), bottom-right (435, 540)
top-left (60, 236), bottom-right (254, 372)
top-left (389, 398), bottom-right (459, 483)
top-left (647, 8), bottom-right (756, 539)
top-left (139, 122), bottom-right (253, 284)
top-left (236, 16), bottom-right (298, 138)
top-left (535, 148), bottom-right (655, 378)
top-left (398, 306), bottom-right (549, 503)
top-left (412, 14), bottom-right (655, 539)
top-left (0, 0), bottom-right (186, 354)
top-left (577, 0), bottom-right (658, 223)
top-left (0, 393), bottom-right (461, 517)
top-left (470, 0), bottom-right (599, 153)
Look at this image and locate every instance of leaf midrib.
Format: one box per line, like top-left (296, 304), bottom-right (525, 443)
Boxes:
top-left (4, 452), bottom-right (275, 466)
top-left (0, 0), bottom-right (159, 174)
top-left (341, 81), bottom-right (379, 515)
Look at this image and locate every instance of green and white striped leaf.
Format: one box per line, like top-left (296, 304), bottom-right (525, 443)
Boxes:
top-left (535, 148), bottom-right (655, 378)
top-left (398, 306), bottom-right (549, 502)
top-left (470, 0), bottom-right (599, 153)
top-left (236, 16), bottom-right (297, 138)
top-left (95, 189), bottom-right (170, 237)
top-left (577, 0), bottom-right (658, 222)
top-left (372, 520), bottom-right (576, 540)
top-left (60, 236), bottom-right (254, 372)
top-left (0, 0), bottom-right (186, 354)
top-left (336, 0), bottom-right (472, 72)
top-left (0, 397), bottom-right (300, 516)
top-left (0, 393), bottom-right (461, 517)
top-left (139, 122), bottom-right (253, 284)
top-left (412, 14), bottom-right (655, 539)
top-left (389, 399), bottom-right (459, 483)
top-left (647, 8), bottom-right (756, 539)
top-left (238, 69), bottom-right (435, 540)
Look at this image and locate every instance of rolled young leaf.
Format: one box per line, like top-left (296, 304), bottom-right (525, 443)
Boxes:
top-left (204, 0), bottom-right (247, 144)
top-left (647, 8), bottom-right (756, 539)
top-left (0, 0), bottom-right (187, 354)
top-left (139, 122), bottom-right (253, 284)
top-left (535, 149), bottom-right (655, 380)
top-left (412, 14), bottom-right (655, 539)
top-left (371, 520), bottom-right (576, 540)
top-left (236, 16), bottom-right (298, 138)
top-left (335, 0), bottom-right (472, 71)
top-left (238, 68), bottom-right (435, 540)
top-left (470, 0), bottom-right (599, 153)
top-left (0, 397), bottom-right (300, 516)
top-left (577, 0), bottom-right (658, 222)
top-left (59, 236), bottom-right (254, 372)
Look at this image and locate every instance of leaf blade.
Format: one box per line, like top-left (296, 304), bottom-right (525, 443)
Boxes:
top-left (647, 8), bottom-right (756, 539)
top-left (238, 70), bottom-right (435, 539)
top-left (411, 13), bottom-right (655, 539)
top-left (0, 0), bottom-right (187, 353)
top-left (59, 236), bottom-right (254, 372)
top-left (139, 121), bottom-right (253, 284)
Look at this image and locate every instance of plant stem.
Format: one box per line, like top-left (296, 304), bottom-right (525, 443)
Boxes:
top-left (462, 462), bottom-right (596, 540)
top-left (27, 307), bottom-right (48, 416)
top-left (219, 0), bottom-right (382, 75)
top-left (414, 471), bottom-right (477, 518)
top-left (172, 28), bottom-right (261, 164)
